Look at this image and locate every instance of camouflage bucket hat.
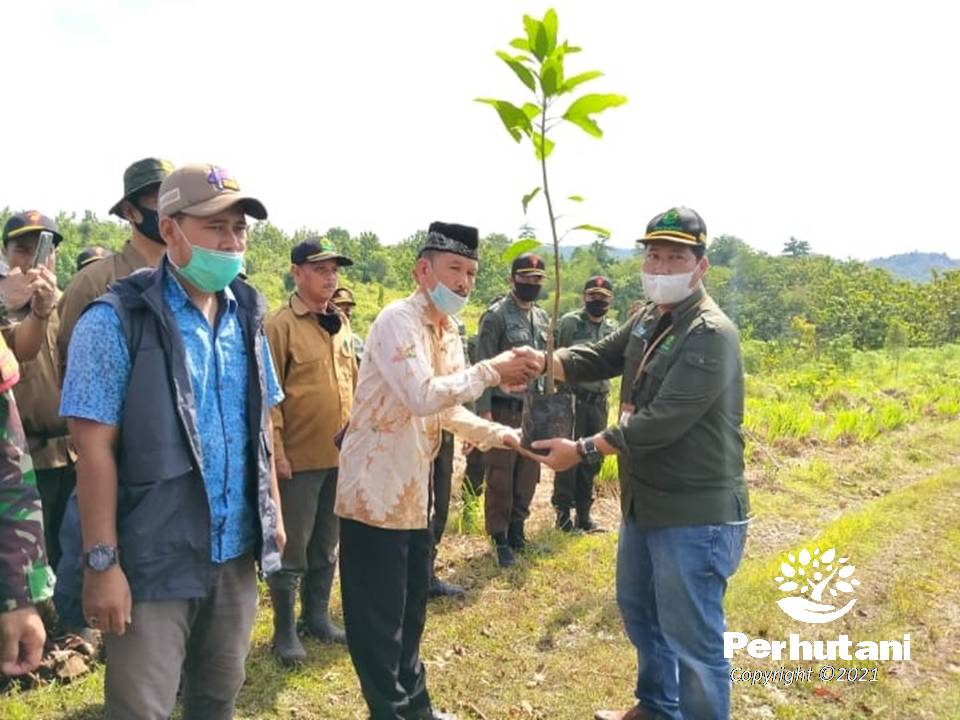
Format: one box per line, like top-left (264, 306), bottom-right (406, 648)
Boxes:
top-left (109, 157), bottom-right (175, 216)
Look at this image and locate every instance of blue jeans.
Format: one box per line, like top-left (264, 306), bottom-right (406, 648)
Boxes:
top-left (616, 519), bottom-right (748, 720)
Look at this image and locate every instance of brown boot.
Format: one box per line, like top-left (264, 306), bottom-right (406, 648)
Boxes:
top-left (594, 704), bottom-right (656, 720)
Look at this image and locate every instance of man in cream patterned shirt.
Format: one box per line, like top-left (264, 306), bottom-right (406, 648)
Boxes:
top-left (336, 221), bottom-right (542, 720)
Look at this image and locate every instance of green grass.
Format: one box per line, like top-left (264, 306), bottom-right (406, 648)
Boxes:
top-left (746, 344), bottom-right (960, 446)
top-left (4, 345), bottom-right (960, 718)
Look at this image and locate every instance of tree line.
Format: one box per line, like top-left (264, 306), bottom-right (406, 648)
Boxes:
top-left (4, 208), bottom-right (957, 351)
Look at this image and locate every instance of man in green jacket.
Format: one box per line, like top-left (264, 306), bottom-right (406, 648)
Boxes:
top-left (534, 207), bottom-right (750, 720)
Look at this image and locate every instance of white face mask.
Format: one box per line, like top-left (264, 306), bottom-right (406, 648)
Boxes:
top-left (642, 270), bottom-right (697, 306)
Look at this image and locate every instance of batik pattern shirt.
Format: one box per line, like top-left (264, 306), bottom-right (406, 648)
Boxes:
top-left (336, 292), bottom-right (510, 530)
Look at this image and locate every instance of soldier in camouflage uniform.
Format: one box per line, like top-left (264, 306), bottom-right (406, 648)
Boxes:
top-left (0, 329), bottom-right (55, 676)
top-left (553, 276), bottom-right (617, 533)
top-left (462, 298), bottom-right (503, 500)
top-left (475, 254), bottom-right (550, 568)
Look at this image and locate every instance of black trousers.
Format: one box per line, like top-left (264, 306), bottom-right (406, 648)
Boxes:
top-left (552, 397), bottom-right (608, 511)
top-left (430, 431), bottom-right (455, 560)
top-left (340, 518), bottom-right (434, 720)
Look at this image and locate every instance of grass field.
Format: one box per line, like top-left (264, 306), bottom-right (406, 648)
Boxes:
top-left (3, 345), bottom-right (958, 719)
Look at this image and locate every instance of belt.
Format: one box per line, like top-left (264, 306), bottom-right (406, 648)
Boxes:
top-left (573, 389), bottom-right (609, 404)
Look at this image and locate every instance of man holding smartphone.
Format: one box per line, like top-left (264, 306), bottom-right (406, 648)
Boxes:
top-left (0, 211), bottom-right (72, 570)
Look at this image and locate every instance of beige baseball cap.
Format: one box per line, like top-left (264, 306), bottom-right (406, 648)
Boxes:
top-left (157, 163), bottom-right (267, 219)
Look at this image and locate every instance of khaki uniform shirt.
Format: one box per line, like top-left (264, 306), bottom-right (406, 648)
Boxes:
top-left (265, 294), bottom-right (358, 472)
top-left (0, 299), bottom-right (71, 470)
top-left (57, 239), bottom-right (149, 371)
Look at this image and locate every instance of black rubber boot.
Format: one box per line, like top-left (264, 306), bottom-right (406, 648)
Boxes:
top-left (491, 532), bottom-right (516, 568)
top-left (509, 521), bottom-right (551, 554)
top-left (300, 565), bottom-right (347, 645)
top-left (555, 508), bottom-right (576, 533)
top-left (507, 521), bottom-right (527, 551)
top-left (576, 504), bottom-right (606, 533)
top-left (429, 575), bottom-right (466, 598)
top-left (429, 545), bottom-right (466, 598)
top-left (270, 586), bottom-right (307, 665)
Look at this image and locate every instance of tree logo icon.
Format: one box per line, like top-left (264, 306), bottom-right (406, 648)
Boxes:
top-left (775, 546), bottom-right (860, 624)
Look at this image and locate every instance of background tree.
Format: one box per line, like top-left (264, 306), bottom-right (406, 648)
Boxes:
top-left (885, 317), bottom-right (910, 379)
top-left (782, 236), bottom-right (812, 257)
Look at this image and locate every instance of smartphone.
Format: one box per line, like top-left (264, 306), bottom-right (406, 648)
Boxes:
top-left (33, 231), bottom-right (54, 268)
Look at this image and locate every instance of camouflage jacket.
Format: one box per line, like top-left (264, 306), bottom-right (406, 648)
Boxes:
top-left (0, 333), bottom-right (55, 611)
top-left (475, 293), bottom-right (550, 414)
top-left (556, 307), bottom-right (617, 395)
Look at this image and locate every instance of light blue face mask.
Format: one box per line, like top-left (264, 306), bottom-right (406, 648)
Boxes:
top-left (426, 262), bottom-right (469, 316)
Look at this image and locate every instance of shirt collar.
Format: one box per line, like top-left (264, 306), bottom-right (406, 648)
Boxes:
top-left (163, 263), bottom-right (237, 314)
top-left (290, 293), bottom-right (337, 318)
top-left (410, 290), bottom-right (455, 333)
top-left (668, 285), bottom-right (706, 323)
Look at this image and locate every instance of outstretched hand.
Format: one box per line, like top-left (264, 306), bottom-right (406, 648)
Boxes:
top-left (499, 428), bottom-right (547, 463)
top-left (490, 346), bottom-right (543, 392)
top-left (530, 438), bottom-right (581, 472)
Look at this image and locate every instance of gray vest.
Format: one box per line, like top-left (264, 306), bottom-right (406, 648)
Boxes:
top-left (55, 261), bottom-right (280, 606)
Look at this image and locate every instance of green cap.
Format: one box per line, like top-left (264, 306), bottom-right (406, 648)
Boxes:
top-left (291, 237), bottom-right (353, 266)
top-left (109, 157), bottom-right (175, 217)
top-left (638, 206), bottom-right (708, 247)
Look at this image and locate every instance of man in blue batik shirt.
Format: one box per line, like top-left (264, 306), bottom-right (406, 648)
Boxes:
top-left (58, 164), bottom-right (286, 720)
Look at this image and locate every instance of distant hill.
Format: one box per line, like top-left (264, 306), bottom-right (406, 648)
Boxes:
top-left (868, 252), bottom-right (960, 282)
top-left (544, 244), bottom-right (635, 260)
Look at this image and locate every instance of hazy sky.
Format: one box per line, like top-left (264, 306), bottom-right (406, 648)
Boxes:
top-left (2, 1), bottom-right (957, 260)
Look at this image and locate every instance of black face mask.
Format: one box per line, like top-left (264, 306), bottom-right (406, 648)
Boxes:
top-left (585, 299), bottom-right (610, 318)
top-left (316, 309), bottom-right (342, 336)
top-left (513, 281), bottom-right (542, 303)
top-left (133, 202), bottom-right (164, 244)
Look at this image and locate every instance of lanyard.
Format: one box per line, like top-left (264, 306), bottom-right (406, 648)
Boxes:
top-left (632, 298), bottom-right (707, 386)
top-left (633, 322), bottom-right (675, 386)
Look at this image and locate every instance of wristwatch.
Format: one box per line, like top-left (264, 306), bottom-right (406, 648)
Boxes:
top-left (83, 544), bottom-right (119, 572)
top-left (576, 436), bottom-right (602, 467)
